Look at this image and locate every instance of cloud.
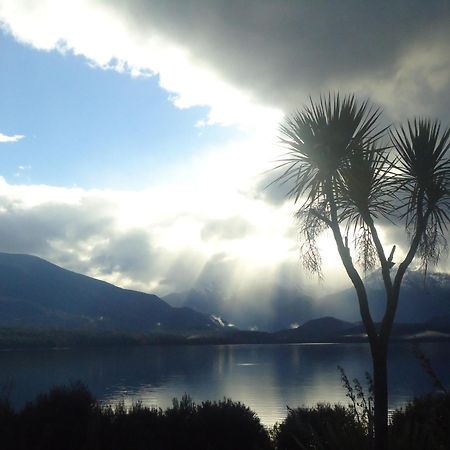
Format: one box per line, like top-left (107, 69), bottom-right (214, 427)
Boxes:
top-left (0, 1), bottom-right (449, 303)
top-left (201, 216), bottom-right (254, 241)
top-left (0, 177), bottom-right (304, 295)
top-left (96, 0), bottom-right (450, 122)
top-left (0, 0), bottom-right (281, 130)
top-left (1, 1), bottom-right (449, 125)
top-left (0, 133), bottom-right (24, 143)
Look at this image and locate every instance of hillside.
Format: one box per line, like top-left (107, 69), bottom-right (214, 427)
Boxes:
top-left (320, 271), bottom-right (450, 323)
top-left (165, 271), bottom-right (450, 331)
top-left (165, 285), bottom-right (316, 332)
top-left (0, 252), bottom-right (222, 333)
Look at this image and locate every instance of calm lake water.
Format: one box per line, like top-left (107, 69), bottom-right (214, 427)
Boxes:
top-left (1, 342), bottom-right (449, 426)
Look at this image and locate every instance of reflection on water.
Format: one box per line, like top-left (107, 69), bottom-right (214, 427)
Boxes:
top-left (1, 342), bottom-right (449, 426)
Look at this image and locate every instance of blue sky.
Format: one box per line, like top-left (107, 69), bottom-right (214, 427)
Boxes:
top-left (0, 0), bottom-right (449, 305)
top-left (0, 31), bottom-right (242, 189)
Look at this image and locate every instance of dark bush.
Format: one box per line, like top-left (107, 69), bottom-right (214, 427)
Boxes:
top-left (153, 395), bottom-right (272, 450)
top-left (0, 397), bottom-right (15, 450)
top-left (93, 401), bottom-right (165, 450)
top-left (389, 393), bottom-right (450, 450)
top-left (5, 383), bottom-right (450, 450)
top-left (193, 398), bottom-right (272, 450)
top-left (16, 382), bottom-right (96, 450)
top-left (273, 403), bottom-right (367, 450)
top-left (0, 385), bottom-right (272, 450)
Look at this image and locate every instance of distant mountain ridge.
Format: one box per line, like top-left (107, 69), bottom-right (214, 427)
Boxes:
top-left (0, 252), bottom-right (222, 333)
top-left (0, 252), bottom-right (448, 336)
top-left (273, 316), bottom-right (450, 343)
top-left (320, 270), bottom-right (450, 323)
top-left (164, 285), bottom-right (316, 332)
top-left (165, 271), bottom-right (450, 331)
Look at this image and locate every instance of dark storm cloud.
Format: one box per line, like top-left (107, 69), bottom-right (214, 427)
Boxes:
top-left (110, 0), bottom-right (450, 120)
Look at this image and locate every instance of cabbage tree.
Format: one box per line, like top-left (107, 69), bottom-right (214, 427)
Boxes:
top-left (275, 94), bottom-right (450, 450)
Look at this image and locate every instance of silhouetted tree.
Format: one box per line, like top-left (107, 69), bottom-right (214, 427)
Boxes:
top-left (274, 93), bottom-right (450, 450)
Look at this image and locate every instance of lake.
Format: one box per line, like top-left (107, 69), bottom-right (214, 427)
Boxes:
top-left (1, 342), bottom-right (449, 426)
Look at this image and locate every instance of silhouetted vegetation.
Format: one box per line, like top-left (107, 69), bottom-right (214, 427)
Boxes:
top-left (390, 393), bottom-right (450, 450)
top-left (274, 93), bottom-right (450, 450)
top-left (0, 384), bottom-right (271, 450)
top-left (0, 326), bottom-right (280, 349)
top-left (1, 324), bottom-right (449, 351)
top-left (0, 383), bottom-right (449, 449)
top-left (338, 365), bottom-right (374, 440)
top-left (273, 403), bottom-right (367, 450)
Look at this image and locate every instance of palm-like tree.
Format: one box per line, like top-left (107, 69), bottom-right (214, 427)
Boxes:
top-left (276, 94), bottom-right (450, 450)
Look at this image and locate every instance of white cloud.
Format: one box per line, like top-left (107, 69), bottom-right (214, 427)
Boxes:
top-left (0, 0), bottom-right (282, 130)
top-left (0, 132), bottom-right (24, 143)
top-left (0, 173), bottom-right (304, 295)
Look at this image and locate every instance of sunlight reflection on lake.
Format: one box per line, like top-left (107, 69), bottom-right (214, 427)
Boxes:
top-left (1, 342), bottom-right (449, 426)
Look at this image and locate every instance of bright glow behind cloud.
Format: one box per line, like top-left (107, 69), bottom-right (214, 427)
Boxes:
top-left (0, 172), bottom-right (301, 294)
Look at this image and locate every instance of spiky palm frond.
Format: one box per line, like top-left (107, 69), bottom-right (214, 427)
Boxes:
top-left (391, 119), bottom-right (450, 268)
top-left (337, 146), bottom-right (397, 224)
top-left (276, 93), bottom-right (384, 208)
top-left (274, 93), bottom-right (386, 274)
top-left (335, 147), bottom-right (397, 271)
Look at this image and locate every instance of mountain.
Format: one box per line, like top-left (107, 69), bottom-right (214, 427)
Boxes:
top-left (273, 316), bottom-right (450, 344)
top-left (274, 317), bottom-right (354, 341)
top-left (3, 251), bottom-right (447, 336)
top-left (0, 252), bottom-right (222, 333)
top-left (164, 285), bottom-right (316, 332)
top-left (320, 270), bottom-right (450, 323)
top-left (165, 270), bottom-right (450, 331)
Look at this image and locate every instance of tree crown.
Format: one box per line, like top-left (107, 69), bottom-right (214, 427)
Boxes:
top-left (276, 93), bottom-right (450, 275)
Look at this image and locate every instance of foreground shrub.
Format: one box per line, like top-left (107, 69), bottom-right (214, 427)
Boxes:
top-left (273, 403), bottom-right (367, 450)
top-left (157, 395), bottom-right (272, 450)
top-left (193, 398), bottom-right (272, 450)
top-left (3, 382), bottom-right (450, 450)
top-left (0, 397), bottom-right (14, 449)
top-left (0, 385), bottom-right (272, 450)
top-left (17, 382), bottom-right (96, 450)
top-left (390, 393), bottom-right (450, 450)
top-left (92, 401), bottom-right (165, 450)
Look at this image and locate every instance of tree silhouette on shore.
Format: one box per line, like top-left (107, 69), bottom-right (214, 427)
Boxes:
top-left (274, 93), bottom-right (450, 450)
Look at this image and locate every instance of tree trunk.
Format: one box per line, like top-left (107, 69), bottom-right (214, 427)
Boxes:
top-left (372, 343), bottom-right (389, 450)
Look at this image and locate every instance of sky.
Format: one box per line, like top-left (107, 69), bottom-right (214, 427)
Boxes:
top-left (0, 0), bottom-right (449, 301)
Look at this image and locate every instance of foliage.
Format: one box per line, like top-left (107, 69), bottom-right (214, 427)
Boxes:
top-left (0, 380), bottom-right (14, 449)
top-left (389, 393), bottom-right (450, 450)
top-left (338, 365), bottom-right (374, 439)
top-left (0, 385), bottom-right (271, 450)
top-left (391, 119), bottom-right (450, 272)
top-left (17, 382), bottom-right (97, 450)
top-left (275, 92), bottom-right (450, 450)
top-left (277, 93), bottom-right (450, 274)
top-left (1, 383), bottom-right (450, 450)
top-left (272, 403), bottom-right (367, 450)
